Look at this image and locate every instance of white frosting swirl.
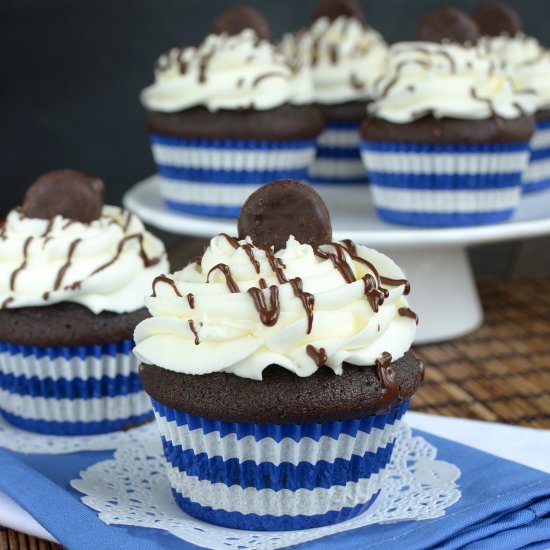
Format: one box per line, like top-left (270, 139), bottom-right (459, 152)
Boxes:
top-left (368, 42), bottom-right (537, 123)
top-left (141, 29), bottom-right (313, 113)
top-left (133, 235), bottom-right (416, 380)
top-left (478, 34), bottom-right (550, 111)
top-left (279, 16), bottom-right (388, 104)
top-left (0, 206), bottom-right (169, 314)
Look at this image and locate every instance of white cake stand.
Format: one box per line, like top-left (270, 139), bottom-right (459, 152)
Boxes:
top-left (123, 175), bottom-right (550, 344)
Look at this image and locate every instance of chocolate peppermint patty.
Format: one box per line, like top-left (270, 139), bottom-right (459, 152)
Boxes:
top-left (140, 350), bottom-right (423, 424)
top-left (146, 104), bottom-right (325, 141)
top-left (361, 113), bottom-right (535, 144)
top-left (0, 302), bottom-right (148, 347)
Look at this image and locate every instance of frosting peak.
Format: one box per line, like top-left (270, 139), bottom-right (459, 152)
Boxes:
top-left (141, 29), bottom-right (313, 113)
top-left (0, 206), bottom-right (168, 314)
top-left (279, 16), bottom-right (388, 104)
top-left (368, 41), bottom-right (537, 123)
top-left (478, 34), bottom-right (550, 111)
top-left (133, 234), bottom-right (416, 380)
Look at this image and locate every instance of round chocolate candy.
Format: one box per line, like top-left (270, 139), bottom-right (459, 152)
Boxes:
top-left (417, 8), bottom-right (480, 44)
top-left (312, 0), bottom-right (364, 23)
top-left (212, 5), bottom-right (272, 42)
top-left (237, 180), bottom-right (332, 251)
top-left (22, 169), bottom-right (105, 223)
top-left (472, 2), bottom-right (523, 37)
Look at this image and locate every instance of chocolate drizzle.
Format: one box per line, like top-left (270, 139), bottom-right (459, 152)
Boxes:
top-left (198, 53), bottom-right (213, 84)
top-left (341, 239), bottom-right (357, 255)
top-left (242, 244), bottom-right (260, 274)
top-left (151, 275), bottom-right (182, 297)
top-left (313, 244), bottom-right (355, 283)
top-left (62, 219), bottom-right (75, 230)
top-left (10, 236), bottom-right (33, 291)
top-left (178, 58), bottom-right (188, 75)
top-left (416, 357), bottom-right (426, 382)
top-left (375, 351), bottom-right (400, 411)
top-left (379, 59), bottom-right (430, 100)
top-left (470, 87), bottom-right (496, 116)
top-left (122, 210), bottom-right (133, 232)
top-left (398, 307), bottom-right (419, 324)
top-left (289, 277), bottom-right (315, 334)
top-left (180, 235), bottom-right (414, 358)
top-left (252, 71), bottom-right (287, 88)
top-left (362, 274), bottom-right (386, 312)
top-left (350, 73), bottom-right (365, 90)
top-left (41, 219), bottom-right (54, 238)
top-left (90, 234), bottom-right (161, 278)
top-left (220, 233), bottom-right (240, 248)
top-left (188, 320), bottom-right (201, 345)
top-left (247, 286), bottom-right (280, 326)
top-left (207, 263), bottom-right (240, 293)
top-left (339, 240), bottom-right (387, 293)
top-left (306, 344), bottom-right (327, 368)
top-left (380, 276), bottom-right (410, 295)
top-left (1, 297), bottom-right (14, 309)
top-left (54, 238), bottom-right (81, 291)
top-left (329, 44), bottom-right (338, 65)
top-left (259, 245), bottom-right (288, 284)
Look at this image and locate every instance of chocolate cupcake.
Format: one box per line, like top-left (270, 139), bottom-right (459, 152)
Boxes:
top-left (0, 170), bottom-right (169, 435)
top-left (476, 3), bottom-right (550, 193)
top-left (360, 14), bottom-right (536, 227)
top-left (134, 179), bottom-right (423, 530)
top-left (141, 6), bottom-right (324, 218)
top-left (279, 0), bottom-right (387, 186)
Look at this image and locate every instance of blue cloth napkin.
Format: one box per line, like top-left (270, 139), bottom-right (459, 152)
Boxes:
top-left (0, 429), bottom-right (548, 550)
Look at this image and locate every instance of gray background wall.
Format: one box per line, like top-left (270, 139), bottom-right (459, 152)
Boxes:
top-left (1, 0), bottom-right (549, 277)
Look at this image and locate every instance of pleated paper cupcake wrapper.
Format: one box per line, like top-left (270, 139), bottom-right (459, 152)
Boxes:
top-left (151, 398), bottom-right (409, 531)
top-left (149, 134), bottom-right (317, 218)
top-left (523, 117), bottom-right (550, 193)
top-left (360, 140), bottom-right (531, 227)
top-left (0, 340), bottom-right (153, 436)
top-left (309, 120), bottom-right (368, 185)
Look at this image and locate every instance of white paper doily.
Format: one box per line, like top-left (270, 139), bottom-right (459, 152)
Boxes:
top-left (71, 423), bottom-right (461, 550)
top-left (0, 414), bottom-right (158, 454)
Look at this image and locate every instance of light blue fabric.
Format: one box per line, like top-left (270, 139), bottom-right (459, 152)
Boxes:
top-left (0, 429), bottom-right (547, 550)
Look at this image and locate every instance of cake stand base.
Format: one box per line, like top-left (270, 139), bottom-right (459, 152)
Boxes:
top-left (378, 247), bottom-right (483, 344)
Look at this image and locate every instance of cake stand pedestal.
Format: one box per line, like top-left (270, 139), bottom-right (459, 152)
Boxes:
top-left (123, 176), bottom-right (550, 344)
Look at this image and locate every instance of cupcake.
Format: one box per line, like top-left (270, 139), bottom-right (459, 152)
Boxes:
top-left (360, 9), bottom-right (536, 227)
top-left (141, 6), bottom-right (324, 218)
top-left (280, 0), bottom-right (387, 186)
top-left (134, 179), bottom-right (423, 531)
top-left (0, 170), bottom-right (169, 435)
top-left (475, 3), bottom-right (550, 193)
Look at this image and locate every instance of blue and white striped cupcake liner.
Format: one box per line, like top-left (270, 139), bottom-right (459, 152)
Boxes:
top-left (308, 121), bottom-right (369, 185)
top-left (151, 398), bottom-right (409, 531)
top-left (150, 135), bottom-right (317, 218)
top-left (0, 340), bottom-right (153, 436)
top-left (360, 140), bottom-right (530, 227)
top-left (523, 117), bottom-right (550, 193)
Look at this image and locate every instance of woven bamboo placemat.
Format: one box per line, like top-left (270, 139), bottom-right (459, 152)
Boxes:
top-left (1, 277), bottom-right (549, 549)
top-left (412, 277), bottom-right (550, 428)
top-left (0, 527), bottom-right (59, 550)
